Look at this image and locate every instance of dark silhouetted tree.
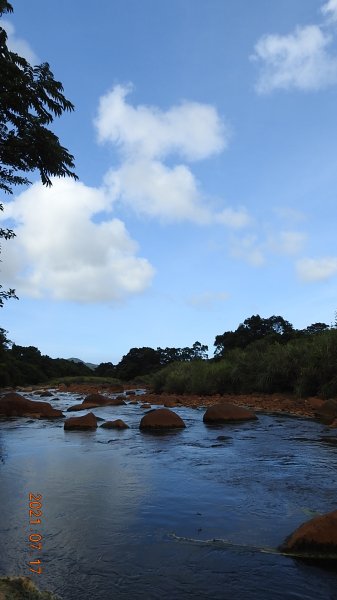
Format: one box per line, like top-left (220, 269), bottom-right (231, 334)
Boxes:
top-left (0, 0), bottom-right (77, 305)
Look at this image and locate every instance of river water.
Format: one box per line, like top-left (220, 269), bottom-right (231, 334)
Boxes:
top-left (0, 391), bottom-right (337, 599)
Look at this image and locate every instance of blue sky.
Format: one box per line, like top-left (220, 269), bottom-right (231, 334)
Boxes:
top-left (1, 0), bottom-right (337, 364)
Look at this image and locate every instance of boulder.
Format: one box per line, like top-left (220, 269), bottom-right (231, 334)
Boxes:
top-left (82, 393), bottom-right (110, 405)
top-left (314, 399), bottom-right (337, 424)
top-left (0, 392), bottom-right (63, 419)
top-left (37, 390), bottom-right (53, 397)
top-left (82, 393), bottom-right (126, 406)
top-left (100, 419), bottom-right (129, 429)
top-left (67, 403), bottom-right (100, 412)
top-left (64, 412), bottom-right (97, 430)
top-left (140, 403), bottom-right (151, 409)
top-left (139, 408), bottom-right (186, 430)
top-left (203, 403), bottom-right (257, 424)
top-left (164, 400), bottom-right (178, 408)
top-left (279, 509), bottom-right (337, 556)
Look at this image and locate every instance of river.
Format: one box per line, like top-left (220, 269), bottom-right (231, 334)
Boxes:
top-left (0, 390), bottom-right (337, 599)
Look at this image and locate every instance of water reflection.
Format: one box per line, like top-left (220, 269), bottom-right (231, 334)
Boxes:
top-left (0, 396), bottom-right (337, 599)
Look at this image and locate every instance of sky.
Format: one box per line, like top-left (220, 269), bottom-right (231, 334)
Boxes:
top-left (1, 0), bottom-right (337, 365)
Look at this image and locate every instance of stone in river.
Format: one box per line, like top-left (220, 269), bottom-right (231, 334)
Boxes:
top-left (279, 509), bottom-right (337, 557)
top-left (67, 402), bottom-right (100, 412)
top-left (100, 419), bottom-right (129, 429)
top-left (64, 412), bottom-right (97, 430)
top-left (82, 393), bottom-right (126, 406)
top-left (139, 408), bottom-right (186, 430)
top-left (314, 399), bottom-right (337, 424)
top-left (203, 403), bottom-right (257, 424)
top-left (0, 392), bottom-right (63, 419)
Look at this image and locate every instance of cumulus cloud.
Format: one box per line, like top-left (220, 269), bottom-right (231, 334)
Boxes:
top-left (0, 84), bottom-right (255, 304)
top-left (0, 179), bottom-right (154, 302)
top-left (322, 0), bottom-right (337, 23)
top-left (95, 84), bottom-right (228, 161)
top-left (104, 159), bottom-right (211, 225)
top-left (96, 84), bottom-right (250, 228)
top-left (0, 19), bottom-right (38, 64)
top-left (229, 228), bottom-right (306, 267)
top-left (252, 24), bottom-right (337, 93)
top-left (296, 257), bottom-right (337, 281)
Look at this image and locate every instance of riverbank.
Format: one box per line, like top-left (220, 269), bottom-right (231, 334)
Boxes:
top-left (10, 383), bottom-right (328, 419)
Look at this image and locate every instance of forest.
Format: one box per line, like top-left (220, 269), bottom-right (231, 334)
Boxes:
top-left (1, 314), bottom-right (337, 398)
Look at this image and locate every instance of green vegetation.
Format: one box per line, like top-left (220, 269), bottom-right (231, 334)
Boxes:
top-left (150, 326), bottom-right (337, 399)
top-left (1, 314), bottom-right (337, 398)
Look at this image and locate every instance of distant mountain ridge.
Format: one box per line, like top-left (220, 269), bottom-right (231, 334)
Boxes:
top-left (67, 357), bottom-right (98, 371)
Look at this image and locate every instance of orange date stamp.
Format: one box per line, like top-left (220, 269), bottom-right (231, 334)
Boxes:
top-left (28, 493), bottom-right (43, 574)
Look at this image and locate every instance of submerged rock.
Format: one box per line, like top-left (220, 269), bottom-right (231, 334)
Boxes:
top-left (203, 403), bottom-right (257, 424)
top-left (279, 509), bottom-right (337, 557)
top-left (64, 412), bottom-right (97, 430)
top-left (0, 392), bottom-right (63, 419)
top-left (139, 408), bottom-right (186, 430)
top-left (100, 419), bottom-right (129, 429)
top-left (0, 576), bottom-right (59, 599)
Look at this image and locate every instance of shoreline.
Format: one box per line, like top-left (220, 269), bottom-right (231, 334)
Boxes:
top-left (8, 383), bottom-right (328, 420)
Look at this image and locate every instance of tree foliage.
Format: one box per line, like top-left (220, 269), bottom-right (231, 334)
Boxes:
top-left (0, 0), bottom-right (77, 305)
top-left (214, 314), bottom-right (295, 357)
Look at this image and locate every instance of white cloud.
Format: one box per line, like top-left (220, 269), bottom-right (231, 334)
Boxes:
top-left (322, 0), bottom-right (337, 23)
top-left (104, 159), bottom-right (211, 225)
top-left (296, 257), bottom-right (337, 281)
top-left (215, 207), bottom-right (253, 229)
top-left (229, 227), bottom-right (306, 268)
top-left (268, 230), bottom-right (307, 255)
top-left (95, 84), bottom-right (228, 161)
top-left (187, 291), bottom-right (230, 309)
top-left (252, 24), bottom-right (337, 93)
top-left (97, 84), bottom-right (251, 228)
top-left (0, 19), bottom-right (38, 64)
top-left (0, 178), bottom-right (154, 302)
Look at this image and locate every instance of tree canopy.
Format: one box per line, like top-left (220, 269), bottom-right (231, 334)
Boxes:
top-left (0, 0), bottom-right (77, 305)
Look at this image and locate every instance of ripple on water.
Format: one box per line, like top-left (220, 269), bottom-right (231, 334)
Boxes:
top-left (0, 409), bottom-right (337, 599)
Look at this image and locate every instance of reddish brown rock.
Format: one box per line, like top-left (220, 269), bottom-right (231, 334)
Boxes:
top-left (82, 393), bottom-right (126, 406)
top-left (164, 400), bottom-right (178, 408)
top-left (67, 403), bottom-right (100, 412)
top-left (314, 399), bottom-right (337, 424)
top-left (0, 392), bottom-right (63, 419)
top-left (140, 403), bottom-right (151, 409)
top-left (139, 408), bottom-right (186, 430)
top-left (82, 393), bottom-right (110, 405)
top-left (279, 509), bottom-right (337, 556)
top-left (64, 412), bottom-right (97, 430)
top-left (203, 403), bottom-right (257, 424)
top-left (100, 419), bottom-right (129, 429)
